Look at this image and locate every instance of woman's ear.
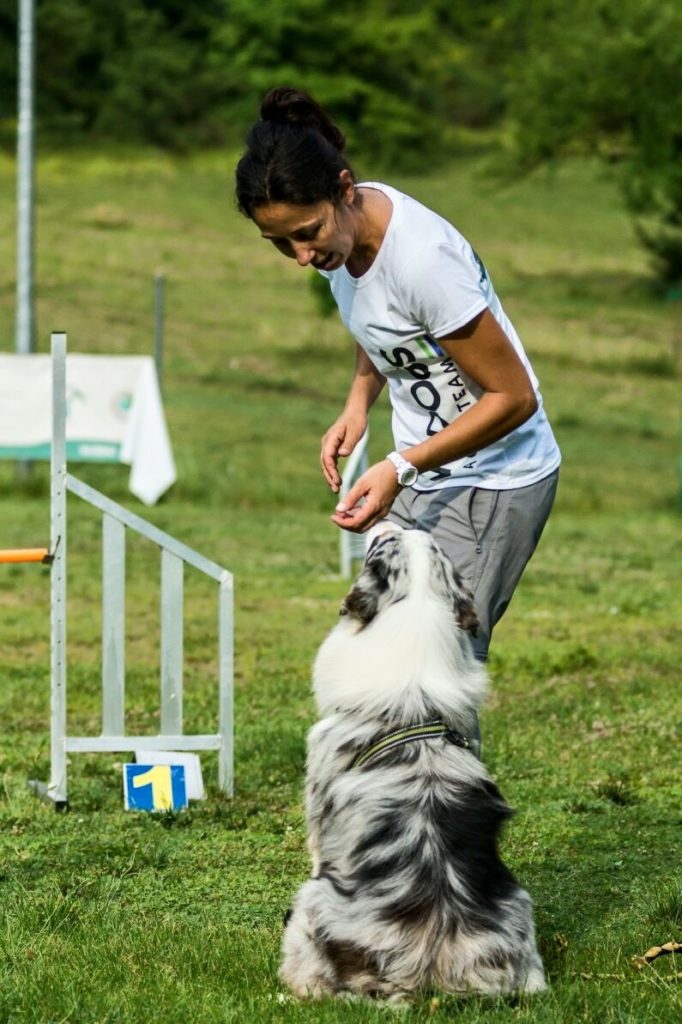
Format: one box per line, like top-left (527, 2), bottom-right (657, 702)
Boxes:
top-left (338, 168), bottom-right (355, 205)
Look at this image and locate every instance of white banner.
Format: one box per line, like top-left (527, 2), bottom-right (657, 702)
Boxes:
top-left (0, 353), bottom-right (176, 505)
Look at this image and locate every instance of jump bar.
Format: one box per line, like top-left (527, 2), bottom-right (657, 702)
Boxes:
top-left (0, 547), bottom-right (52, 564)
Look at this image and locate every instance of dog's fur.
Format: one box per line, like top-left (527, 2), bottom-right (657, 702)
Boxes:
top-left (281, 525), bottom-right (546, 1002)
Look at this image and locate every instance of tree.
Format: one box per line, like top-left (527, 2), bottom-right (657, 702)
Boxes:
top-left (207, 0), bottom-right (475, 169)
top-left (0, 0), bottom-right (513, 164)
top-left (505, 0), bottom-right (682, 284)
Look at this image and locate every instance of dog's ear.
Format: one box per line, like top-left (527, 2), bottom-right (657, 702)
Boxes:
top-left (429, 541), bottom-right (480, 636)
top-left (365, 519), bottom-right (403, 555)
top-left (340, 547), bottom-right (394, 626)
top-left (340, 577), bottom-right (380, 626)
top-left (455, 591), bottom-right (479, 635)
top-left (340, 532), bottom-right (405, 627)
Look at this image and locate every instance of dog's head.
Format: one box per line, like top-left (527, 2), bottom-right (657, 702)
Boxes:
top-left (340, 524), bottom-right (478, 635)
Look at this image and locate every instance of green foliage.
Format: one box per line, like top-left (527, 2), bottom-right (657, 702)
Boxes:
top-left (208, 0), bottom-right (457, 167)
top-left (505, 0), bottom-right (682, 284)
top-left (94, 2), bottom-right (228, 148)
top-left (31, 0), bottom-right (228, 148)
top-left (3, 0), bottom-right (682, 278)
top-left (0, 0), bottom-right (513, 165)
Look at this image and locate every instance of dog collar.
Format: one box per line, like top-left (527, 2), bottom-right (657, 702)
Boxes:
top-left (350, 720), bottom-right (474, 771)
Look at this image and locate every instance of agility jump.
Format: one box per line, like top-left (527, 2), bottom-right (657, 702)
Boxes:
top-left (6, 332), bottom-right (234, 809)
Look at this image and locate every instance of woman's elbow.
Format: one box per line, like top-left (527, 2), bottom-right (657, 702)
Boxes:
top-left (514, 387), bottom-right (538, 427)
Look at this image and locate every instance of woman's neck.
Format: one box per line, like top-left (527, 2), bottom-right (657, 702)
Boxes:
top-left (345, 186), bottom-right (393, 278)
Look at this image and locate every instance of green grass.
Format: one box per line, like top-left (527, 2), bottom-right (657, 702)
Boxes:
top-left (0, 149), bottom-right (680, 1022)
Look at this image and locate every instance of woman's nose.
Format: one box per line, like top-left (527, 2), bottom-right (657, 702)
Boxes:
top-left (292, 242), bottom-right (315, 266)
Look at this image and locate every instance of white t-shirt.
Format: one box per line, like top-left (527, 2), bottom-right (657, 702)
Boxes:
top-left (320, 182), bottom-right (561, 491)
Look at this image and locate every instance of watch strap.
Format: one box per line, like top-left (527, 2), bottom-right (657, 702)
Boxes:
top-left (386, 451), bottom-right (419, 486)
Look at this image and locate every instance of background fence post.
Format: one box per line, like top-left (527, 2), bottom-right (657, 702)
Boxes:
top-left (16, 0), bottom-right (35, 357)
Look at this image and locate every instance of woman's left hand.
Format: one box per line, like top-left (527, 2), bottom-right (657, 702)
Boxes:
top-left (331, 460), bottom-right (401, 533)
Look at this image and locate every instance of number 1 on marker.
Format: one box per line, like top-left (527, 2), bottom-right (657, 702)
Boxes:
top-left (132, 765), bottom-right (173, 810)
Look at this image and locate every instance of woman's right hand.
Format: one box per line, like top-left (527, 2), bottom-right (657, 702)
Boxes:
top-left (320, 410), bottom-right (368, 493)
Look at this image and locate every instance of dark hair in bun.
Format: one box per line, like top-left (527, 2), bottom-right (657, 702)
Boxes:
top-left (235, 87), bottom-right (355, 218)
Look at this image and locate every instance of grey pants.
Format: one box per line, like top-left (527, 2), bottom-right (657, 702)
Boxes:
top-left (387, 469), bottom-right (559, 754)
top-left (388, 469), bottom-right (559, 662)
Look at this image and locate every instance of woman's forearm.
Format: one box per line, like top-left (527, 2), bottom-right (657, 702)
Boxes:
top-left (400, 310), bottom-right (538, 473)
top-left (331, 388), bottom-right (537, 532)
top-left (344, 344), bottom-right (386, 414)
top-left (403, 389), bottom-right (537, 473)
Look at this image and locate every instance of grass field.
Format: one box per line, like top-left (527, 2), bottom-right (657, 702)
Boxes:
top-left (0, 149), bottom-right (680, 1023)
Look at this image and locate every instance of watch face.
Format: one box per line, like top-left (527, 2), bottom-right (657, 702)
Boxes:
top-left (387, 452), bottom-right (417, 486)
top-left (400, 466), bottom-right (418, 486)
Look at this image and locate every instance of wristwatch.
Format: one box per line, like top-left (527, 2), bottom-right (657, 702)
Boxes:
top-left (386, 450), bottom-right (419, 487)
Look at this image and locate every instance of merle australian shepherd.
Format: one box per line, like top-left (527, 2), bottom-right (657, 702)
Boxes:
top-left (280, 524), bottom-right (546, 1003)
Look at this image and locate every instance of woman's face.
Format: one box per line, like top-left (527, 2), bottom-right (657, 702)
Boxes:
top-left (251, 179), bottom-right (357, 271)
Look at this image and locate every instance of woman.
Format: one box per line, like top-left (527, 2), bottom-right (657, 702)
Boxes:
top-left (235, 87), bottom-right (560, 667)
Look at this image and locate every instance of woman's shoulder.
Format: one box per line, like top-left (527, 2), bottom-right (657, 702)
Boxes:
top-left (364, 182), bottom-right (468, 247)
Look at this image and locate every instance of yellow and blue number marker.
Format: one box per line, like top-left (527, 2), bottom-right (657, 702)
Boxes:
top-left (123, 763), bottom-right (188, 811)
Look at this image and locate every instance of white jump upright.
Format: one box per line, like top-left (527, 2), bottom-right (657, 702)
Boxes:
top-left (38, 332), bottom-right (234, 808)
top-left (50, 332), bottom-right (68, 805)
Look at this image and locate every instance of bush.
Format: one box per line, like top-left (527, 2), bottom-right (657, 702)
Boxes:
top-left (505, 0), bottom-right (682, 285)
top-left (2, 0), bottom-right (510, 166)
